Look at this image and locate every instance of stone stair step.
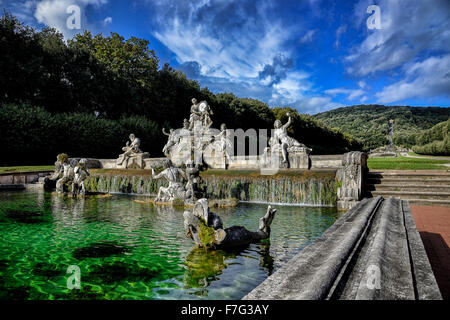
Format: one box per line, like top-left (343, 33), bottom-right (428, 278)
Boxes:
top-left (369, 170), bottom-right (450, 177)
top-left (368, 173), bottom-right (450, 180)
top-left (367, 191), bottom-right (450, 201)
top-left (368, 178), bottom-right (450, 185)
top-left (367, 184), bottom-right (450, 192)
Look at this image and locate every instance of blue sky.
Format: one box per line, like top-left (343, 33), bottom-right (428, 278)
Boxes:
top-left (2, 0), bottom-right (450, 114)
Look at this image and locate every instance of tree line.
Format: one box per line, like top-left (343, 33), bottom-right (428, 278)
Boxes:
top-left (0, 13), bottom-right (361, 166)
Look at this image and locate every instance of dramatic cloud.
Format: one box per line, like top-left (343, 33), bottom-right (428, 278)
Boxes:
top-left (34, 0), bottom-right (108, 38)
top-left (149, 0), bottom-right (343, 113)
top-left (346, 0), bottom-right (450, 76)
top-left (376, 55), bottom-right (450, 103)
top-left (3, 0), bottom-right (109, 39)
top-left (259, 54), bottom-right (294, 86)
top-left (343, 0), bottom-right (450, 104)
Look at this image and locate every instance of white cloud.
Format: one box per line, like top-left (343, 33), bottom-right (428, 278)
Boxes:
top-left (334, 24), bottom-right (346, 49)
top-left (325, 87), bottom-right (365, 101)
top-left (153, 2), bottom-right (291, 80)
top-left (376, 55), bottom-right (450, 103)
top-left (299, 29), bottom-right (316, 44)
top-left (9, 0), bottom-right (110, 39)
top-left (150, 0), bottom-right (344, 113)
top-left (346, 0), bottom-right (450, 76)
top-left (103, 16), bottom-right (112, 25)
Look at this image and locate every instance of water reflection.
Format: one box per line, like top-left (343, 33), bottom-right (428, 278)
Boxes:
top-left (183, 240), bottom-right (275, 292)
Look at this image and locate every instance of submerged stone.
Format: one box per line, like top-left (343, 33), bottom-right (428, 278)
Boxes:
top-left (72, 241), bottom-right (129, 260)
top-left (32, 262), bottom-right (66, 278)
top-left (85, 261), bottom-right (161, 284)
top-left (4, 207), bottom-right (48, 224)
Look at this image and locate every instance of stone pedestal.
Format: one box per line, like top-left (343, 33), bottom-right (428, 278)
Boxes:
top-left (261, 147), bottom-right (311, 169)
top-left (116, 152), bottom-right (150, 169)
top-left (288, 147), bottom-right (311, 169)
top-left (336, 151), bottom-right (368, 210)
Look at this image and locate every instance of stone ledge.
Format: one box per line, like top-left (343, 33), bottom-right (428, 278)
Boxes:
top-left (243, 196), bottom-right (442, 300)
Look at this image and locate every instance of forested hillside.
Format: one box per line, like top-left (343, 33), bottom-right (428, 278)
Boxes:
top-left (412, 118), bottom-right (450, 155)
top-left (314, 105), bottom-right (450, 151)
top-left (0, 13), bottom-right (361, 165)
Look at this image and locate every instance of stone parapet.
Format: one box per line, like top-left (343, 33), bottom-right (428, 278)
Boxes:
top-left (244, 197), bottom-right (442, 300)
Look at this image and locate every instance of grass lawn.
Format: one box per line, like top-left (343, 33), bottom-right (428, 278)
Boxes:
top-left (407, 152), bottom-right (450, 159)
top-left (0, 165), bottom-right (55, 174)
top-left (368, 156), bottom-right (449, 170)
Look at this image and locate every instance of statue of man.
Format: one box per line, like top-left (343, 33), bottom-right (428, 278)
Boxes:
top-left (273, 112), bottom-right (305, 163)
top-left (152, 160), bottom-right (188, 202)
top-left (117, 133), bottom-right (142, 166)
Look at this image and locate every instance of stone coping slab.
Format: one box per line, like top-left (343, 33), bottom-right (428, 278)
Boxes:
top-left (243, 196), bottom-right (442, 300)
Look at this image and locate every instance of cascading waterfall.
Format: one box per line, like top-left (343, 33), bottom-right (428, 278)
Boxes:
top-left (201, 173), bottom-right (336, 206)
top-left (84, 170), bottom-right (337, 207)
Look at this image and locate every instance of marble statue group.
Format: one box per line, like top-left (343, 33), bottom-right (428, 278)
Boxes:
top-left (44, 98), bottom-right (316, 248)
top-left (44, 153), bottom-right (90, 197)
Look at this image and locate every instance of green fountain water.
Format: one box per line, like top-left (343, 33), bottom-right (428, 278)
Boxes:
top-left (0, 190), bottom-right (341, 300)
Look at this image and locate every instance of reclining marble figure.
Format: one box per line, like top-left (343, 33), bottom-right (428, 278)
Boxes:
top-left (183, 199), bottom-right (277, 249)
top-left (273, 112), bottom-right (309, 164)
top-left (116, 133), bottom-right (148, 168)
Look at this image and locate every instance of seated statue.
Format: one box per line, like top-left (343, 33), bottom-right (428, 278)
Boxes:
top-left (71, 158), bottom-right (90, 196)
top-left (116, 133), bottom-right (148, 169)
top-left (272, 112), bottom-right (309, 164)
top-left (151, 159), bottom-right (190, 202)
top-left (56, 158), bottom-right (76, 194)
top-left (184, 198), bottom-right (277, 249)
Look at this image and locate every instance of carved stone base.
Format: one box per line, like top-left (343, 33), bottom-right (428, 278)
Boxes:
top-left (262, 147), bottom-right (311, 169)
top-left (116, 152), bottom-right (150, 169)
top-left (288, 148), bottom-right (311, 169)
